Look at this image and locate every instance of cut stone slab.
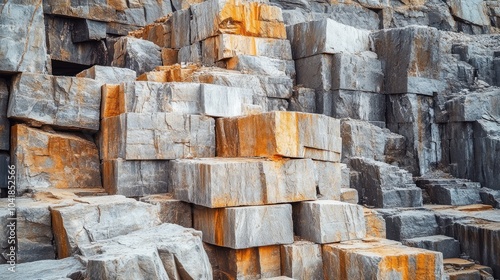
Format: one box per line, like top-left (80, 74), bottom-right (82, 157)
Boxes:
top-left (0, 257), bottom-right (85, 279)
top-left (190, 0), bottom-right (286, 43)
top-left (349, 157), bottom-right (422, 208)
top-left (193, 204), bottom-right (294, 249)
top-left (293, 200), bottom-right (366, 244)
top-left (473, 119), bottom-right (500, 191)
top-left (332, 52), bottom-right (383, 92)
top-left (288, 87), bottom-right (316, 114)
top-left (226, 55), bottom-right (295, 77)
top-left (364, 208), bottom-right (386, 238)
top-left (295, 54), bottom-right (334, 92)
top-left (11, 124), bottom-right (101, 194)
top-left (102, 159), bottom-right (170, 197)
top-left (202, 34), bottom-right (292, 63)
top-left (313, 161), bottom-right (342, 200)
top-left (112, 37), bottom-right (162, 75)
top-left (385, 210), bottom-right (439, 241)
top-left (416, 178), bottom-right (482, 206)
top-left (332, 90), bottom-right (386, 122)
top-left (216, 112), bottom-right (341, 162)
top-left (0, 0), bottom-right (49, 73)
top-left (447, 0), bottom-right (490, 27)
top-left (340, 188), bottom-right (359, 204)
top-left (80, 223), bottom-right (212, 280)
top-left (170, 9), bottom-right (191, 49)
top-left (322, 238), bottom-right (444, 280)
top-left (446, 90), bottom-right (500, 122)
top-left (205, 243), bottom-right (281, 279)
top-left (402, 235), bottom-right (460, 259)
top-left (200, 83), bottom-right (254, 117)
top-left (51, 195), bottom-right (160, 258)
top-left (140, 194), bottom-right (193, 228)
top-left (371, 26), bottom-right (443, 95)
top-left (8, 73), bottom-right (101, 131)
top-left (172, 158), bottom-right (316, 208)
top-left (76, 65), bottom-right (137, 84)
top-left (71, 19), bottom-right (107, 43)
top-left (0, 154), bottom-right (9, 193)
top-left (287, 18), bottom-right (370, 59)
top-left (479, 188), bottom-right (500, 209)
top-left (280, 241), bottom-right (324, 280)
top-left (0, 79), bottom-right (9, 151)
top-left (99, 113), bottom-right (215, 160)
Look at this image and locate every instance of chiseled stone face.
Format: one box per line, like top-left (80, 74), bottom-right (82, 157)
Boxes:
top-left (0, 79), bottom-right (9, 151)
top-left (11, 124), bottom-right (101, 194)
top-left (281, 241), bottom-right (324, 280)
top-left (216, 112), bottom-right (341, 162)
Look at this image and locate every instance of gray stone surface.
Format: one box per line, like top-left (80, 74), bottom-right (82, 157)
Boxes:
top-left (480, 188), bottom-right (500, 209)
top-left (8, 73), bottom-right (101, 131)
top-left (295, 54), bottom-right (333, 92)
top-left (349, 157), bottom-right (423, 208)
top-left (288, 87), bottom-right (316, 113)
top-left (140, 194), bottom-right (193, 228)
top-left (0, 153), bottom-right (9, 191)
top-left (333, 90), bottom-right (386, 122)
top-left (71, 19), bottom-right (107, 43)
top-left (0, 257), bottom-right (86, 279)
top-left (102, 159), bottom-right (170, 197)
top-left (0, 79), bottom-right (9, 151)
top-left (371, 26), bottom-right (443, 95)
top-left (416, 178), bottom-right (482, 206)
top-left (80, 223), bottom-right (213, 280)
top-left (332, 52), bottom-right (383, 92)
top-left (402, 235), bottom-right (460, 259)
top-left (447, 0), bottom-right (489, 27)
top-left (313, 160), bottom-right (342, 200)
top-left (287, 18), bottom-right (370, 59)
top-left (385, 210), bottom-right (439, 241)
top-left (0, 0), bottom-right (49, 73)
top-left (172, 158), bottom-right (316, 208)
top-left (446, 90), bottom-right (500, 122)
top-left (201, 83), bottom-right (254, 117)
top-left (99, 113), bottom-right (215, 160)
top-left (225, 55), bottom-right (295, 78)
top-left (171, 9), bottom-right (191, 49)
top-left (293, 200), bottom-right (366, 244)
top-left (112, 37), bottom-right (162, 75)
top-left (473, 119), bottom-right (500, 191)
top-left (76, 65), bottom-right (137, 84)
top-left (50, 195), bottom-right (160, 258)
top-left (340, 188), bottom-right (359, 204)
top-left (193, 204), bottom-right (294, 249)
top-left (280, 241), bottom-right (324, 280)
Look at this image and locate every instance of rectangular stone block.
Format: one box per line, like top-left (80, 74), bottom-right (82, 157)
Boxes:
top-left (172, 158), bottom-right (316, 208)
top-left (201, 84), bottom-right (254, 117)
top-left (295, 54), bottom-right (334, 92)
top-left (322, 239), bottom-right (444, 280)
top-left (293, 200), bottom-right (366, 244)
top-left (112, 37), bottom-right (162, 75)
top-left (206, 244), bottom-right (281, 279)
top-left (280, 241), bottom-right (324, 280)
top-left (0, 0), bottom-right (48, 73)
top-left (287, 19), bottom-right (370, 59)
top-left (139, 194), bottom-right (192, 228)
top-left (102, 159), bottom-right (170, 197)
top-left (0, 153), bottom-right (9, 192)
top-left (216, 112), bottom-right (341, 162)
top-left (417, 178), bottom-right (482, 206)
top-left (0, 79), bottom-right (9, 151)
top-left (51, 195), bottom-right (160, 258)
top-left (177, 43), bottom-right (200, 64)
top-left (446, 90), bottom-right (500, 122)
top-left (288, 87), bottom-right (316, 113)
top-left (313, 161), bottom-right (342, 200)
top-left (100, 113), bottom-right (215, 160)
top-left (8, 73), bottom-right (101, 131)
top-left (364, 208), bottom-right (386, 238)
top-left (171, 8), bottom-right (191, 49)
top-left (202, 34), bottom-right (292, 63)
top-left (190, 0), bottom-right (286, 43)
top-left (385, 210), bottom-right (438, 241)
top-left (11, 124), bottom-right (101, 194)
top-left (193, 204), bottom-right (294, 249)
top-left (76, 65), bottom-right (136, 84)
top-left (402, 235), bottom-right (460, 259)
top-left (340, 188), bottom-right (359, 204)
top-left (225, 55), bottom-right (295, 77)
top-left (332, 52), bottom-right (383, 92)
top-left (332, 90), bottom-right (386, 122)
top-left (162, 48), bottom-right (179, 65)
top-left (71, 19), bottom-right (107, 43)
top-left (371, 26), bottom-right (443, 95)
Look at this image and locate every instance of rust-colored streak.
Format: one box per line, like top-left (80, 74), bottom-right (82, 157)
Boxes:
top-left (51, 208), bottom-right (71, 259)
top-left (214, 208), bottom-right (225, 246)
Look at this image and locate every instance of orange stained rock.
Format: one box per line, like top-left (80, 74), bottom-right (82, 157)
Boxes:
top-left (101, 84), bottom-right (121, 118)
top-left (161, 48), bottom-right (179, 65)
top-left (51, 207), bottom-right (71, 259)
top-left (409, 33), bottom-right (433, 77)
top-left (214, 208), bottom-right (225, 245)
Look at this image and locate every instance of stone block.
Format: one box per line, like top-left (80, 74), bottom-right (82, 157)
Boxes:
top-left (76, 65), bottom-right (136, 84)
top-left (332, 90), bottom-right (386, 122)
top-left (446, 90), bottom-right (500, 122)
top-left (288, 87), bottom-right (316, 114)
top-left (112, 37), bottom-right (162, 75)
top-left (202, 34), bottom-right (292, 64)
top-left (206, 244), bottom-right (281, 279)
top-left (447, 0), bottom-right (490, 26)
top-left (364, 208), bottom-right (386, 238)
top-left (193, 204), bottom-right (294, 249)
top-left (313, 160), bottom-right (342, 200)
top-left (201, 83), bottom-right (254, 117)
top-left (293, 200), bottom-right (366, 244)
top-left (0, 79), bottom-right (9, 151)
top-left (11, 124), bottom-right (101, 194)
top-left (80, 223), bottom-right (212, 280)
top-left (402, 235), bottom-right (460, 259)
top-left (0, 257), bottom-right (85, 279)
top-left (139, 20), bottom-right (172, 48)
top-left (0, 0), bottom-right (48, 73)
top-left (172, 158), bottom-right (316, 208)
top-left (8, 73), bottom-right (101, 131)
top-left (280, 241), bottom-right (323, 280)
top-left (190, 0), bottom-right (286, 43)
top-left (216, 112), bottom-right (341, 162)
top-left (332, 52), bottom-right (383, 92)
top-left (385, 210), bottom-right (439, 241)
top-left (99, 113), bottom-right (215, 160)
top-left (172, 0), bottom-right (203, 10)
top-left (371, 26), bottom-right (443, 95)
top-left (51, 195), bottom-right (160, 258)
top-left (479, 188), bottom-right (500, 209)
top-left (139, 194), bottom-right (192, 228)
top-left (473, 120), bottom-right (500, 190)
top-left (71, 19), bottom-right (107, 43)
top-left (178, 43), bottom-right (201, 64)
top-left (295, 54), bottom-right (334, 92)
top-left (417, 178), bottom-right (482, 206)
top-left (226, 55), bottom-right (295, 77)
top-left (162, 48), bottom-right (179, 65)
top-left (322, 238), bottom-right (444, 280)
top-left (349, 157), bottom-right (423, 208)
top-left (287, 18), bottom-right (370, 59)
top-left (0, 154), bottom-right (9, 192)
top-left (340, 188), bottom-right (359, 204)
top-left (102, 159), bottom-right (170, 197)
top-left (171, 9), bottom-right (191, 49)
